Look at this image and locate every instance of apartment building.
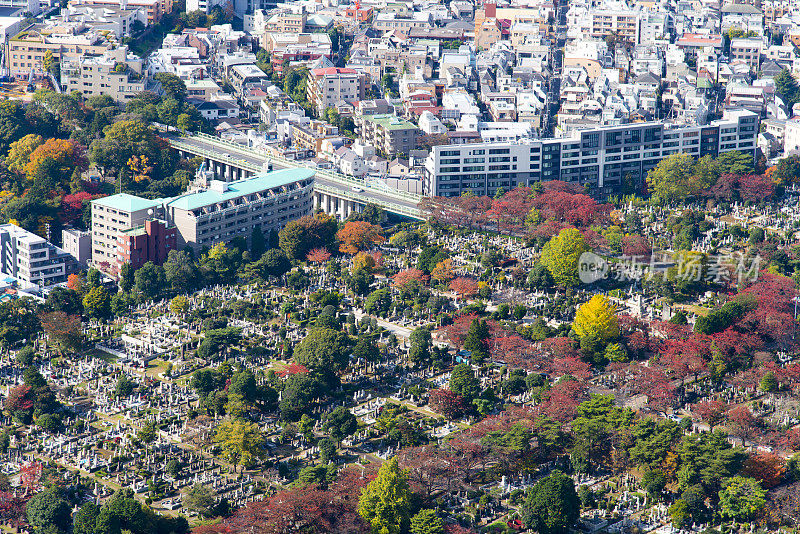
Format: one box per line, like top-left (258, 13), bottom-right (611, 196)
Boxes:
top-left (292, 120), bottom-right (340, 152)
top-left (590, 8), bottom-right (641, 43)
top-left (306, 67), bottom-right (367, 115)
top-left (6, 22), bottom-right (115, 77)
top-left (114, 218), bottom-right (176, 275)
top-left (372, 12), bottom-right (433, 34)
top-left (163, 169), bottom-right (315, 251)
top-left (70, 0), bottom-right (171, 24)
top-left (361, 114), bottom-right (421, 157)
top-left (60, 46), bottom-right (145, 102)
top-left (228, 63), bottom-right (270, 96)
top-left (0, 224), bottom-right (80, 288)
top-left (424, 109), bottom-right (759, 198)
top-left (91, 194), bottom-right (165, 272)
top-left (62, 228), bottom-right (91, 266)
top-left (729, 38), bottom-right (762, 72)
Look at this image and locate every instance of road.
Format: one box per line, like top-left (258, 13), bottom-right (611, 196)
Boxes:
top-left (166, 134), bottom-right (423, 218)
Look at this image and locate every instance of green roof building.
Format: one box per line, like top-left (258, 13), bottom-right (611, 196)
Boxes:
top-left (361, 114), bottom-right (420, 157)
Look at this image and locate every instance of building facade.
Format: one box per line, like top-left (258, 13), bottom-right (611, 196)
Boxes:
top-left (306, 67), bottom-right (367, 115)
top-left (62, 228), bottom-right (91, 266)
top-left (164, 168), bottom-right (315, 251)
top-left (60, 46), bottom-right (145, 102)
top-left (91, 194), bottom-right (165, 272)
top-left (424, 109), bottom-right (759, 198)
top-left (361, 114), bottom-right (420, 157)
top-left (0, 224), bottom-right (79, 288)
top-left (115, 218), bottom-right (177, 274)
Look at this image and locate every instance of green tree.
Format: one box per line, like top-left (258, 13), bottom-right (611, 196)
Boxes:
top-left (463, 318), bottom-right (489, 362)
top-left (82, 286), bottom-right (111, 318)
top-left (164, 249), bottom-right (199, 293)
top-left (520, 470), bottom-right (579, 534)
top-left (410, 509), bottom-right (445, 534)
top-left (760, 370), bottom-right (778, 393)
top-left (716, 150), bottom-right (753, 176)
top-left (176, 113), bottom-right (192, 134)
top-left (73, 502), bottom-right (100, 534)
top-left (408, 327), bottom-right (432, 364)
top-left (293, 327), bottom-right (350, 373)
top-left (138, 420), bottom-right (157, 443)
top-left (540, 228), bottom-right (589, 287)
top-left (25, 486), bottom-right (71, 533)
top-left (323, 406), bottom-right (358, 444)
top-left (358, 456), bottom-right (412, 534)
top-left (134, 261), bottom-right (166, 301)
top-left (718, 476), bottom-right (766, 521)
top-left (775, 68), bottom-right (800, 107)
top-left (646, 153), bottom-right (701, 204)
top-left (449, 363), bottom-right (480, 400)
top-left (119, 262), bottom-right (134, 293)
top-left (251, 226), bottom-right (266, 260)
top-left (183, 483), bottom-right (216, 517)
top-left (154, 72), bottom-right (187, 102)
top-left (669, 499), bottom-right (691, 528)
top-left (319, 437), bottom-right (337, 463)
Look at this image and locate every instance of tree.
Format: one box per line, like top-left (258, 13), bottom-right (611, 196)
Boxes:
top-left (775, 68), bottom-right (800, 107)
top-left (73, 502), bottom-right (100, 534)
top-left (82, 286), bottom-right (111, 318)
top-left (718, 476), bottom-right (766, 521)
top-left (540, 228), bottom-right (589, 287)
top-left (646, 154), bottom-right (701, 204)
top-left (409, 327), bottom-right (432, 365)
top-left (450, 363), bottom-right (480, 400)
top-left (138, 420), bottom-right (157, 443)
top-left (119, 262), bottom-right (134, 293)
top-left (428, 389), bottom-right (467, 419)
top-left (573, 295), bottom-right (619, 344)
top-left (280, 213), bottom-right (338, 260)
top-left (251, 226), bottom-right (266, 260)
top-left (213, 420), bottom-right (265, 470)
top-left (358, 456), bottom-right (412, 534)
top-left (170, 295), bottom-right (189, 315)
top-left (323, 406), bottom-right (358, 444)
top-left (25, 486), bottom-right (72, 533)
top-left (154, 72), bottom-right (187, 101)
top-left (39, 311), bottom-right (82, 355)
top-left (293, 327), bottom-right (350, 374)
top-left (184, 483), bottom-right (216, 517)
top-left (410, 509), bottom-right (445, 534)
top-left (431, 259), bottom-right (455, 283)
top-left (693, 399), bottom-right (728, 430)
top-left (392, 268), bottom-right (429, 293)
top-left (463, 318), bottom-right (489, 362)
top-left (760, 370), bottom-right (779, 392)
top-left (262, 248), bottom-right (291, 278)
top-left (449, 277), bottom-right (479, 299)
top-left (520, 470), bottom-right (579, 534)
top-left (164, 249), bottom-right (199, 293)
top-left (307, 247), bottom-right (331, 264)
top-left (338, 221), bottom-right (385, 255)
top-left (5, 133), bottom-right (43, 175)
top-left (134, 261), bottom-right (166, 300)
top-left (24, 138), bottom-right (87, 188)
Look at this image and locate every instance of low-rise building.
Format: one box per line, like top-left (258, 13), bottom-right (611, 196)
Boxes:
top-left (114, 218), bottom-right (176, 275)
top-left (62, 228), bottom-right (91, 266)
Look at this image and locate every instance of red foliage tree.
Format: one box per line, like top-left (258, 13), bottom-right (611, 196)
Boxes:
top-left (533, 190), bottom-right (611, 227)
top-left (537, 337), bottom-right (580, 360)
top-left (306, 248), bottom-right (331, 264)
top-left (429, 389), bottom-right (467, 420)
top-left (5, 385), bottom-right (33, 414)
top-left (336, 221), bottom-right (384, 255)
top-left (0, 491), bottom-right (25, 528)
top-left (392, 268), bottom-right (429, 291)
top-left (742, 452), bottom-right (786, 489)
top-left (692, 399), bottom-right (729, 429)
top-left (538, 379), bottom-right (585, 423)
top-left (19, 461), bottom-right (42, 496)
top-left (449, 277), bottom-right (479, 300)
top-left (60, 192), bottom-right (95, 225)
top-left (621, 235), bottom-right (652, 259)
top-left (486, 187), bottom-right (534, 234)
top-left (726, 405), bottom-right (761, 442)
top-left (549, 357), bottom-right (592, 381)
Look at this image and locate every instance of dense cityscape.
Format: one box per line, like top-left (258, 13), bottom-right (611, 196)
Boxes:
top-left (0, 0), bottom-right (797, 531)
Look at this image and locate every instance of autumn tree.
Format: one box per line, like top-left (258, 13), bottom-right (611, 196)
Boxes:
top-left (692, 399), bottom-right (728, 430)
top-left (39, 311), bottom-right (82, 356)
top-left (24, 138), bottom-right (88, 187)
top-left (393, 268), bottom-right (429, 293)
top-left (337, 221), bottom-right (385, 254)
top-left (449, 277), bottom-right (479, 300)
top-left (6, 133), bottom-right (44, 175)
top-left (431, 259), bottom-right (455, 283)
top-left (213, 420), bottom-right (265, 470)
top-left (307, 247), bottom-right (331, 264)
top-left (540, 228), bottom-right (589, 287)
top-left (572, 295), bottom-right (619, 344)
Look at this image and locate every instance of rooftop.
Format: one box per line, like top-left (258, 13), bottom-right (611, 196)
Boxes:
top-left (166, 168), bottom-right (315, 212)
top-left (363, 114), bottom-right (419, 130)
top-left (93, 194), bottom-right (163, 213)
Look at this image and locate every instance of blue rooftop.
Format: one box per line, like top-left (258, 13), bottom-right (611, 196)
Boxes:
top-left (93, 194), bottom-right (164, 213)
top-left (166, 168), bottom-right (315, 212)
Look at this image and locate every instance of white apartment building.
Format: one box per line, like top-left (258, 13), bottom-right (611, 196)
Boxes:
top-left (305, 67), bottom-right (367, 115)
top-left (425, 109), bottom-right (759, 198)
top-left (0, 224), bottom-right (79, 288)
